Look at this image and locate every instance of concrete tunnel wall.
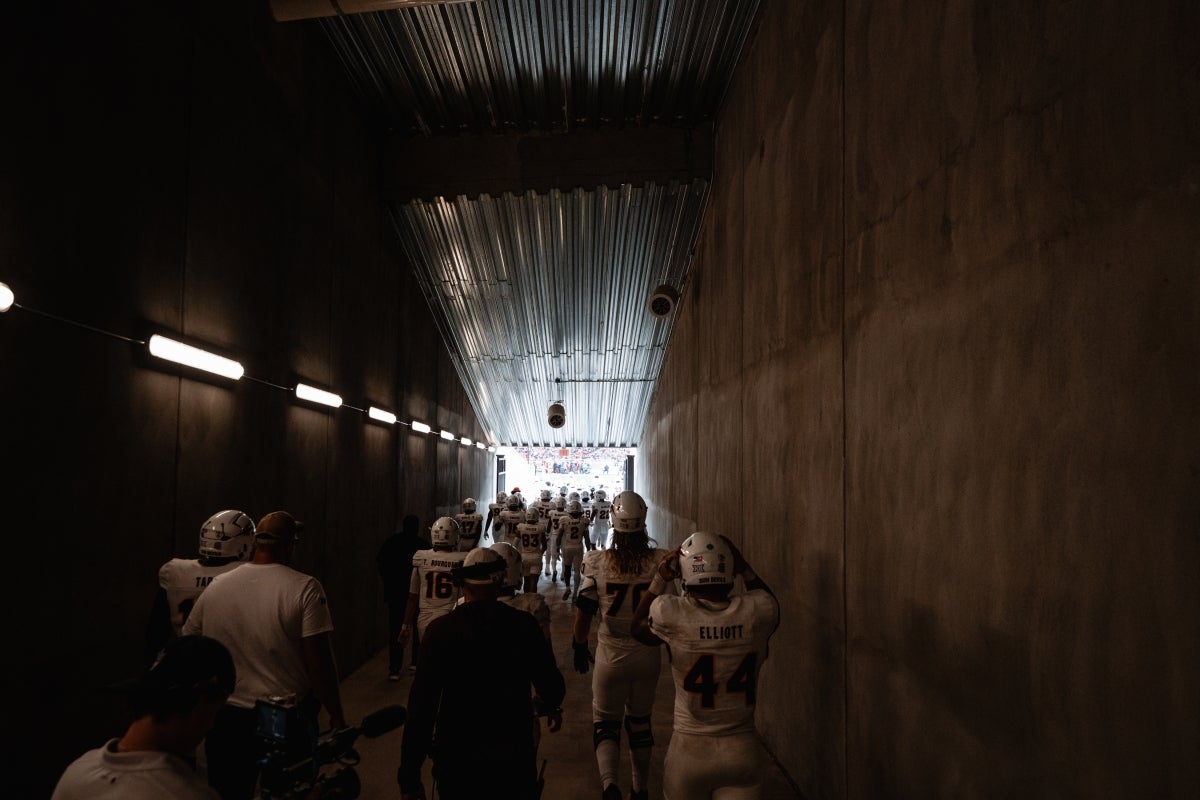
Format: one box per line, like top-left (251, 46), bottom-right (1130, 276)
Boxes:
top-left (0, 3), bottom-right (492, 795)
top-left (641, 0), bottom-right (1199, 798)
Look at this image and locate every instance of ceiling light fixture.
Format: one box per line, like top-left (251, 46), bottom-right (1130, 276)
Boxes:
top-left (411, 420), bottom-right (432, 434)
top-left (440, 430), bottom-right (455, 441)
top-left (0, 282), bottom-right (14, 312)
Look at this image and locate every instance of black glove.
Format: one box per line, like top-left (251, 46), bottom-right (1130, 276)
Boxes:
top-left (572, 639), bottom-right (593, 674)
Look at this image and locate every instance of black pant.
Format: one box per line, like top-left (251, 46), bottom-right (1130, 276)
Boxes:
top-left (433, 756), bottom-right (536, 800)
top-left (387, 600), bottom-right (419, 671)
top-left (205, 705), bottom-right (261, 800)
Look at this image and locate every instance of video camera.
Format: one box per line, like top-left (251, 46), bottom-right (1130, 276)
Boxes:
top-left (254, 695), bottom-right (406, 799)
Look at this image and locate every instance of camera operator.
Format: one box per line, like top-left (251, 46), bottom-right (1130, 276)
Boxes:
top-left (183, 510), bottom-right (346, 800)
top-left (52, 635), bottom-right (235, 799)
top-left (397, 547), bottom-right (565, 800)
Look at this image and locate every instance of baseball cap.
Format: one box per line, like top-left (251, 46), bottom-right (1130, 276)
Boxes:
top-left (134, 634), bottom-right (235, 716)
top-left (255, 510), bottom-right (304, 542)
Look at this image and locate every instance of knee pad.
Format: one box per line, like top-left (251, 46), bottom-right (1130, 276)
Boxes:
top-left (593, 719), bottom-right (622, 749)
top-left (624, 714), bottom-right (654, 749)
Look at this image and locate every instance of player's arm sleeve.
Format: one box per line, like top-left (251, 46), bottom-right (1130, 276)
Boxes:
top-left (526, 615), bottom-right (566, 710)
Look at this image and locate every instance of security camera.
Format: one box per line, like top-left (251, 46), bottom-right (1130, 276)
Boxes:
top-left (547, 403), bottom-right (566, 429)
top-left (648, 284), bottom-right (680, 318)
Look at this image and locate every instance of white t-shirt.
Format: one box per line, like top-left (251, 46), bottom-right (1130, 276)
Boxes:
top-left (158, 558), bottom-right (243, 635)
top-left (51, 739), bottom-right (219, 800)
top-left (182, 562), bottom-right (333, 709)
top-left (408, 548), bottom-right (468, 634)
top-left (648, 590), bottom-right (780, 735)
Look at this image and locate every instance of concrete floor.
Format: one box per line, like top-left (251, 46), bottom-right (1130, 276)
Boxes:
top-left (335, 573), bottom-right (802, 799)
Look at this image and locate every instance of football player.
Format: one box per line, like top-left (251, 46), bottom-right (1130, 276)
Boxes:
top-left (515, 508), bottom-right (548, 593)
top-left (146, 509), bottom-right (255, 663)
top-left (590, 489), bottom-right (613, 550)
top-left (631, 532), bottom-right (779, 800)
top-left (483, 491), bottom-right (507, 543)
top-left (497, 493), bottom-right (526, 545)
top-left (556, 500), bottom-right (591, 601)
top-left (572, 491), bottom-right (673, 800)
top-left (454, 497), bottom-right (484, 551)
top-left (399, 517), bottom-right (468, 648)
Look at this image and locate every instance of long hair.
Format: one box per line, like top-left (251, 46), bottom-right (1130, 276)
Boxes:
top-left (605, 528), bottom-right (658, 576)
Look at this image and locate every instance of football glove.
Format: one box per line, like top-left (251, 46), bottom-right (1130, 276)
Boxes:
top-left (572, 639), bottom-right (593, 674)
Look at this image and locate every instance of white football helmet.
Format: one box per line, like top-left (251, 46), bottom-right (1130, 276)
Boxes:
top-left (430, 516), bottom-right (461, 549)
top-left (568, 491), bottom-right (580, 503)
top-left (525, 508), bottom-right (539, 524)
top-left (540, 489), bottom-right (552, 501)
top-left (610, 491), bottom-right (647, 533)
top-left (594, 489), bottom-right (607, 501)
top-left (489, 541), bottom-right (522, 590)
top-left (553, 496), bottom-right (566, 511)
top-left (198, 509), bottom-right (256, 560)
top-left (506, 494), bottom-right (522, 511)
top-left (457, 546), bottom-right (506, 585)
top-left (567, 500), bottom-right (584, 518)
top-left (463, 497), bottom-right (477, 514)
top-left (678, 531), bottom-right (734, 589)
top-left (496, 491), bottom-right (507, 504)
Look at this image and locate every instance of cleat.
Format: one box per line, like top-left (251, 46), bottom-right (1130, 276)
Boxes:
top-left (602, 786), bottom-right (621, 800)
top-left (544, 568), bottom-right (550, 577)
top-left (552, 571), bottom-right (558, 582)
top-left (388, 670), bottom-right (400, 682)
top-left (629, 791), bottom-right (648, 800)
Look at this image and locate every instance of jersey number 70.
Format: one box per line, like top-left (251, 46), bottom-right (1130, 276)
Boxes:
top-left (683, 652), bottom-right (758, 708)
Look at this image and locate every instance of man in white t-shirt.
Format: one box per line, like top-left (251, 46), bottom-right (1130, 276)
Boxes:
top-left (52, 635), bottom-right (234, 800)
top-left (182, 510), bottom-right (346, 800)
top-left (631, 532), bottom-right (780, 800)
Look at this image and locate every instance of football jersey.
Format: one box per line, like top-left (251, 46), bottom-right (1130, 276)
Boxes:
top-left (487, 502), bottom-right (505, 535)
top-left (578, 548), bottom-right (674, 653)
top-left (408, 548), bottom-right (468, 633)
top-left (590, 499), bottom-right (612, 528)
top-left (556, 516), bottom-right (589, 552)
top-left (454, 512), bottom-right (484, 551)
top-left (514, 522), bottom-right (546, 561)
top-left (157, 558), bottom-right (243, 635)
top-left (498, 509), bottom-right (524, 544)
top-left (648, 591), bottom-right (779, 735)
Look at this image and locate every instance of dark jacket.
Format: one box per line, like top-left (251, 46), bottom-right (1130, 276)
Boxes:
top-left (398, 599), bottom-right (566, 795)
top-left (377, 526), bottom-right (428, 605)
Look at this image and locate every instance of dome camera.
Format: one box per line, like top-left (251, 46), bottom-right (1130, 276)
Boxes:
top-left (547, 403), bottom-right (566, 429)
top-left (648, 284), bottom-right (680, 318)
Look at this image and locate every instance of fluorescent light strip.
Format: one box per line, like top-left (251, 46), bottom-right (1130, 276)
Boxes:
top-left (148, 334), bottom-right (244, 380)
top-left (460, 436), bottom-right (472, 446)
top-left (368, 407), bottom-right (397, 425)
top-left (476, 442), bottom-right (486, 449)
top-left (295, 383), bottom-right (342, 408)
top-left (440, 430), bottom-right (455, 441)
top-left (411, 420), bottom-right (432, 434)
top-left (0, 282), bottom-right (13, 312)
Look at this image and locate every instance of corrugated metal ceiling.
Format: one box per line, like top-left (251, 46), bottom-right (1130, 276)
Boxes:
top-left (313, 0), bottom-right (760, 445)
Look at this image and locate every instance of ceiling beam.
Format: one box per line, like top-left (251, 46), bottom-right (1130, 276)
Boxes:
top-left (385, 124), bottom-right (714, 203)
top-left (270, 0), bottom-right (476, 22)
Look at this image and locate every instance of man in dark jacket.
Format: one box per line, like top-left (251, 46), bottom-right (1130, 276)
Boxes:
top-left (397, 547), bottom-right (565, 800)
top-left (377, 514), bottom-right (428, 679)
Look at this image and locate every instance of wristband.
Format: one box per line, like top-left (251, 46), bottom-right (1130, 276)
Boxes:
top-left (648, 574), bottom-right (667, 595)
